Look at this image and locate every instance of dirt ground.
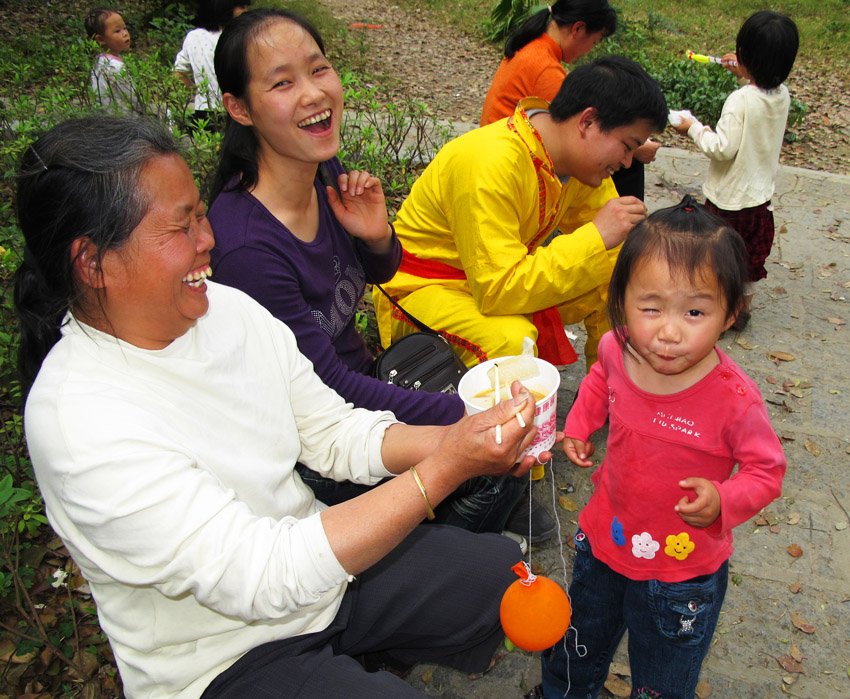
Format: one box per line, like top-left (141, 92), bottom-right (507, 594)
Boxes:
top-left (319, 0), bottom-right (850, 177)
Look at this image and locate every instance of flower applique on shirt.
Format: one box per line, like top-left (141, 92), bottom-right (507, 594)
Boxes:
top-left (631, 532), bottom-right (660, 559)
top-left (611, 516), bottom-right (626, 546)
top-left (665, 532), bottom-right (696, 561)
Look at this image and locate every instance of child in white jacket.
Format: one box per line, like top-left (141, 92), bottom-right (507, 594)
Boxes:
top-left (672, 11), bottom-right (799, 330)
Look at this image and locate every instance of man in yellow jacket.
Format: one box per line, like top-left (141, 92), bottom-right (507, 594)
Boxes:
top-left (375, 56), bottom-right (667, 369)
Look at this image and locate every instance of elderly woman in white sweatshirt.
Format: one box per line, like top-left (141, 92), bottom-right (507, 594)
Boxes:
top-left (15, 115), bottom-right (545, 699)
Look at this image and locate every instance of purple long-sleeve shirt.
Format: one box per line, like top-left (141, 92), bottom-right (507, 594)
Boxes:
top-left (208, 159), bottom-right (464, 426)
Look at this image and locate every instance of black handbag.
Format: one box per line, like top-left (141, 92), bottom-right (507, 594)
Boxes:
top-left (370, 283), bottom-right (468, 394)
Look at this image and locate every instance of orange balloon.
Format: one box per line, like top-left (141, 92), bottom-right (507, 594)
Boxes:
top-left (500, 561), bottom-right (571, 651)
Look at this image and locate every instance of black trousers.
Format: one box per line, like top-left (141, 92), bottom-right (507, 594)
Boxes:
top-left (202, 524), bottom-right (521, 698)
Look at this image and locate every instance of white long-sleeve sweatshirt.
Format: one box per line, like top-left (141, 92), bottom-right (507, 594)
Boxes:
top-left (688, 82), bottom-right (790, 210)
top-left (25, 282), bottom-right (397, 698)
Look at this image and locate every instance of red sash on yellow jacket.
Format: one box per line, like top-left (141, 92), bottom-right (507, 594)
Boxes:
top-left (398, 249), bottom-right (577, 365)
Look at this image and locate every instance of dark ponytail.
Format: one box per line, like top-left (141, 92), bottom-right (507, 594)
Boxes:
top-left (504, 0), bottom-right (617, 59)
top-left (14, 116), bottom-right (177, 388)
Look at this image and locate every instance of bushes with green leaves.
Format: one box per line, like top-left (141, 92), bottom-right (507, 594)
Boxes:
top-left (0, 9), bottom-right (451, 691)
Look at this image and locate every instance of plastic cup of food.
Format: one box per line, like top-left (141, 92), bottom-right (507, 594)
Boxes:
top-left (458, 356), bottom-right (560, 477)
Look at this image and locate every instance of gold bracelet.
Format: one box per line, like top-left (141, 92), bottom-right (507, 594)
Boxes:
top-left (409, 466), bottom-right (436, 520)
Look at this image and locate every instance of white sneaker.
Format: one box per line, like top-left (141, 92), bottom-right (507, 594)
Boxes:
top-left (501, 530), bottom-right (528, 555)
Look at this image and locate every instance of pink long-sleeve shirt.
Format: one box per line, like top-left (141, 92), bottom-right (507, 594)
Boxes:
top-left (565, 331), bottom-right (786, 582)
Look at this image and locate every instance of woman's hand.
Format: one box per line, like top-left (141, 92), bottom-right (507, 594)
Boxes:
top-left (675, 477), bottom-right (721, 528)
top-left (433, 381), bottom-right (540, 480)
top-left (326, 170), bottom-right (393, 253)
top-left (563, 437), bottom-right (594, 467)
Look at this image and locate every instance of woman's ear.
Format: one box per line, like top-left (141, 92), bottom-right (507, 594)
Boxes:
top-left (571, 21), bottom-right (587, 38)
top-left (70, 237), bottom-right (106, 289)
top-left (222, 93), bottom-right (253, 127)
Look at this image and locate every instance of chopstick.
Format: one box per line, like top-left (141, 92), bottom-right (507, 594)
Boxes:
top-left (494, 365), bottom-right (502, 444)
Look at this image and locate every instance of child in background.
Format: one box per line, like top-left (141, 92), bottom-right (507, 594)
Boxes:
top-left (85, 7), bottom-right (139, 113)
top-left (531, 197), bottom-right (786, 699)
top-left (173, 0), bottom-right (250, 132)
top-left (672, 11), bottom-right (799, 330)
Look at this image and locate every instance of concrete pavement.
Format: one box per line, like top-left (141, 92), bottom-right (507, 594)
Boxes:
top-left (403, 148), bottom-right (850, 699)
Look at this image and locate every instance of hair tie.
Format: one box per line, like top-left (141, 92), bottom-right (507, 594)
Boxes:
top-left (29, 145), bottom-right (48, 172)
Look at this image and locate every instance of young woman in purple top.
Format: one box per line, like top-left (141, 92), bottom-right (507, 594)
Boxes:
top-left (207, 8), bottom-right (530, 535)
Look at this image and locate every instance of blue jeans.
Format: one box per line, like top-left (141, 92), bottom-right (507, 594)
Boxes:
top-left (541, 529), bottom-right (728, 699)
top-left (294, 464), bottom-right (526, 534)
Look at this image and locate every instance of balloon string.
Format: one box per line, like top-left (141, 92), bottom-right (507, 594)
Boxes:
top-left (547, 452), bottom-right (586, 697)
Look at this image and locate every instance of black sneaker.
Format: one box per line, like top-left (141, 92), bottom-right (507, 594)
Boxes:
top-left (504, 495), bottom-right (557, 543)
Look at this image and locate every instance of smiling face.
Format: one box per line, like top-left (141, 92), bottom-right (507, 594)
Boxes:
top-left (93, 154), bottom-right (214, 349)
top-left (96, 12), bottom-right (131, 54)
top-left (622, 255), bottom-right (735, 394)
top-left (576, 113), bottom-right (653, 187)
top-left (545, 109), bottom-right (654, 186)
top-left (225, 20), bottom-right (343, 171)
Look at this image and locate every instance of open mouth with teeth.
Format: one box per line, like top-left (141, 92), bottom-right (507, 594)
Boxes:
top-left (182, 265), bottom-right (212, 289)
top-left (298, 109), bottom-right (332, 133)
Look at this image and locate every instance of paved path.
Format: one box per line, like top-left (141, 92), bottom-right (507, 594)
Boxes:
top-left (403, 148), bottom-right (850, 698)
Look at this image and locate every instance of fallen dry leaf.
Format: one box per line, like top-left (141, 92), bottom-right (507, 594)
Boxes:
top-left (609, 662), bottom-right (631, 677)
top-left (789, 582), bottom-right (804, 594)
top-left (783, 675), bottom-right (798, 686)
top-left (826, 317), bottom-right (846, 325)
top-left (769, 351), bottom-right (795, 362)
top-left (790, 643), bottom-right (805, 663)
top-left (766, 375), bottom-right (777, 384)
top-left (0, 638), bottom-right (15, 662)
top-left (790, 613), bottom-right (815, 634)
top-left (777, 654), bottom-right (806, 673)
top-left (736, 338), bottom-right (759, 350)
top-left (787, 543), bottom-right (803, 558)
top-left (603, 674), bottom-right (632, 697)
top-left (558, 495), bottom-right (579, 512)
top-left (420, 666), bottom-right (435, 683)
top-left (804, 439), bottom-right (821, 456)
top-left (786, 512), bottom-right (802, 525)
top-left (695, 679), bottom-right (713, 698)
top-left (754, 515), bottom-right (769, 526)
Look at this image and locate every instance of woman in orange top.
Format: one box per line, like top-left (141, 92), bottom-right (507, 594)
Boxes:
top-left (481, 0), bottom-right (617, 126)
top-left (481, 0), bottom-right (659, 199)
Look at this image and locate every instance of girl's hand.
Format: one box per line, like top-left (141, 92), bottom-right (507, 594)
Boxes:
top-left (634, 139), bottom-right (661, 164)
top-left (671, 119), bottom-right (693, 135)
top-left (563, 437), bottom-right (595, 467)
top-left (326, 170), bottom-right (392, 252)
top-left (722, 52), bottom-right (744, 79)
top-left (675, 477), bottom-right (721, 528)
